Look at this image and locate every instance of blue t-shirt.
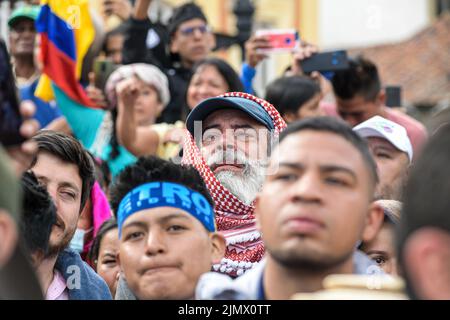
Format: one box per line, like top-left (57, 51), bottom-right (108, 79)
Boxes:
top-left (19, 79), bottom-right (62, 128)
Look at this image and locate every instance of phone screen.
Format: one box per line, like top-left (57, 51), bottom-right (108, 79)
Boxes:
top-left (93, 59), bottom-right (118, 91)
top-left (0, 39), bottom-right (24, 147)
top-left (255, 29), bottom-right (299, 53)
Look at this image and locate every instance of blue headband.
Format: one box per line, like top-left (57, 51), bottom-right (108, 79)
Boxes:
top-left (117, 182), bottom-right (215, 238)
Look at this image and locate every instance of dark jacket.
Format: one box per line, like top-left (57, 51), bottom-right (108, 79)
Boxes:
top-left (55, 248), bottom-right (112, 300)
top-left (122, 17), bottom-right (191, 123)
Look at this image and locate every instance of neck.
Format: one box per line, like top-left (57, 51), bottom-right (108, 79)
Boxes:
top-left (13, 55), bottom-right (36, 80)
top-left (264, 255), bottom-right (354, 300)
top-left (180, 57), bottom-right (194, 70)
top-left (34, 254), bottom-right (58, 296)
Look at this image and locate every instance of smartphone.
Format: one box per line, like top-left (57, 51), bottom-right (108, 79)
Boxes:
top-left (255, 29), bottom-right (299, 53)
top-left (385, 86), bottom-right (402, 107)
top-left (0, 38), bottom-right (24, 147)
top-left (93, 59), bottom-right (118, 91)
top-left (300, 50), bottom-right (349, 73)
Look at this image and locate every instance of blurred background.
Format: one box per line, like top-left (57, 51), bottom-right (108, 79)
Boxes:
top-left (1, 0), bottom-right (449, 121)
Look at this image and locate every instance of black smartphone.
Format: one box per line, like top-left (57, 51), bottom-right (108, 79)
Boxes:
top-left (0, 38), bottom-right (25, 147)
top-left (93, 58), bottom-right (118, 91)
top-left (385, 86), bottom-right (402, 107)
top-left (300, 50), bottom-right (349, 73)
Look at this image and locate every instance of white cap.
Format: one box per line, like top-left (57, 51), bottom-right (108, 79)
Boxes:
top-left (353, 116), bottom-right (413, 162)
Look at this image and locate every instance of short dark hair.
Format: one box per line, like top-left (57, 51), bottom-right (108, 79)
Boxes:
top-left (265, 75), bottom-right (321, 116)
top-left (168, 2), bottom-right (208, 36)
top-left (278, 117), bottom-right (379, 188)
top-left (398, 123), bottom-right (450, 293)
top-left (20, 171), bottom-right (56, 256)
top-left (191, 58), bottom-right (244, 93)
top-left (30, 130), bottom-right (95, 212)
top-left (109, 156), bottom-right (214, 215)
top-left (87, 218), bottom-right (118, 268)
top-left (102, 24), bottom-right (126, 56)
top-left (331, 56), bottom-right (381, 101)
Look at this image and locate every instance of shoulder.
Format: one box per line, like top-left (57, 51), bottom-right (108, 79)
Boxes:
top-left (56, 249), bottom-right (112, 300)
top-left (384, 107), bottom-right (427, 135)
top-left (196, 260), bottom-right (266, 300)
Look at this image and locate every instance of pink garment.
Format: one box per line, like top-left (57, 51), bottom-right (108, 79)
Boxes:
top-left (82, 181), bottom-right (112, 257)
top-left (320, 102), bottom-right (428, 159)
top-left (46, 270), bottom-right (69, 300)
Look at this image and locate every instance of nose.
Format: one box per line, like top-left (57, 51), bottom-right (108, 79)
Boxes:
top-left (198, 83), bottom-right (210, 96)
top-left (192, 27), bottom-right (203, 39)
top-left (289, 171), bottom-right (322, 204)
top-left (46, 185), bottom-right (60, 212)
top-left (145, 229), bottom-right (166, 256)
top-left (221, 129), bottom-right (238, 151)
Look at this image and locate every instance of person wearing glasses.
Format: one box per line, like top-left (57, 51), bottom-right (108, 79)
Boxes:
top-left (122, 0), bottom-right (215, 123)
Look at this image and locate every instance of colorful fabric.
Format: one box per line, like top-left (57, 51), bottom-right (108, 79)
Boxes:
top-left (35, 0), bottom-right (96, 108)
top-left (81, 181), bottom-right (112, 257)
top-left (182, 92), bottom-right (286, 277)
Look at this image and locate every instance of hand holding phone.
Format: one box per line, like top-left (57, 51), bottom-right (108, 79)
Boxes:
top-left (255, 29), bottom-right (299, 54)
top-left (300, 50), bottom-right (350, 73)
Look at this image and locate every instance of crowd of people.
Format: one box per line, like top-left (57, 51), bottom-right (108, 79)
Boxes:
top-left (1, 0), bottom-right (449, 301)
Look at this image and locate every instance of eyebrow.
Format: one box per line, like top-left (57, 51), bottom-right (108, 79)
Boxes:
top-left (320, 165), bottom-right (357, 179)
top-left (35, 175), bottom-right (80, 194)
top-left (203, 123), bottom-right (257, 133)
top-left (59, 182), bottom-right (80, 194)
top-left (371, 143), bottom-right (396, 152)
top-left (158, 213), bottom-right (192, 224)
top-left (367, 250), bottom-right (388, 256)
top-left (122, 221), bottom-right (148, 231)
top-left (279, 162), bottom-right (357, 179)
top-left (123, 213), bottom-right (192, 230)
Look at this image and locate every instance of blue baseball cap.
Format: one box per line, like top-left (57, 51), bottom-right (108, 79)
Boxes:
top-left (186, 96), bottom-right (275, 135)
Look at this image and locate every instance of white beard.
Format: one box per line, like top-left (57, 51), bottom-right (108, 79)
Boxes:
top-left (207, 149), bottom-right (266, 205)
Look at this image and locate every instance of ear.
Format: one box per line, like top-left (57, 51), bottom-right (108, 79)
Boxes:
top-left (0, 211), bottom-right (19, 267)
top-left (403, 228), bottom-right (450, 299)
top-left (377, 89), bottom-right (386, 106)
top-left (169, 36), bottom-right (179, 54)
top-left (209, 232), bottom-right (226, 264)
top-left (253, 194), bottom-right (262, 231)
top-left (283, 112), bottom-right (297, 123)
top-left (362, 202), bottom-right (385, 243)
top-left (208, 32), bottom-right (216, 51)
top-left (156, 102), bottom-right (165, 117)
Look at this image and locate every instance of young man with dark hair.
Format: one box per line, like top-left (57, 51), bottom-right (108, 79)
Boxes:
top-left (28, 130), bottom-right (111, 300)
top-left (122, 0), bottom-right (215, 123)
top-left (327, 56), bottom-right (427, 157)
top-left (109, 156), bottom-right (226, 299)
top-left (398, 123), bottom-right (450, 299)
top-left (197, 117), bottom-right (387, 300)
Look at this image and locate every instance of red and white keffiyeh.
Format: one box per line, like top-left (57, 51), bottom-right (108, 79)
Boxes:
top-left (182, 92), bottom-right (286, 277)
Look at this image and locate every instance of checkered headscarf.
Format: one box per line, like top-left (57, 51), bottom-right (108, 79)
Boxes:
top-left (182, 92), bottom-right (286, 276)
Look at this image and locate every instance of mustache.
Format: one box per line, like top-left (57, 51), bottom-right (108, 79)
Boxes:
top-left (54, 216), bottom-right (65, 231)
top-left (206, 149), bottom-right (250, 167)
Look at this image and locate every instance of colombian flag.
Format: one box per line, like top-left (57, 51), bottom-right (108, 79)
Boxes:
top-left (35, 0), bottom-right (96, 108)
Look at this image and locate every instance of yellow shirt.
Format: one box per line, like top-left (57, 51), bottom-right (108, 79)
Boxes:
top-left (152, 121), bottom-right (185, 160)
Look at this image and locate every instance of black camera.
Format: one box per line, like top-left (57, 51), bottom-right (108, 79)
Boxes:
top-left (0, 38), bottom-right (24, 147)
